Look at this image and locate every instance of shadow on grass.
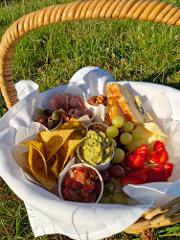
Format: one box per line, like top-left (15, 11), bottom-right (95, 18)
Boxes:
top-left (1, 0), bottom-right (11, 4)
top-left (141, 64), bottom-right (180, 89)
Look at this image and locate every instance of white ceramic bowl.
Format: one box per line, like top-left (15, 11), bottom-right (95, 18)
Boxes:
top-left (58, 163), bottom-right (104, 203)
top-left (87, 122), bottom-right (109, 133)
top-left (76, 139), bottom-right (114, 171)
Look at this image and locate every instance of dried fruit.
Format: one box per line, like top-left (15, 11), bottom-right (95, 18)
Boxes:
top-left (88, 95), bottom-right (107, 106)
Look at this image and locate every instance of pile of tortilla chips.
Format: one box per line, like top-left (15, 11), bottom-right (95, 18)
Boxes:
top-left (18, 122), bottom-right (85, 190)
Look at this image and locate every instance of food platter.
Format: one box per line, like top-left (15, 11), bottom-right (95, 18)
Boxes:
top-left (1, 67), bottom-right (180, 239)
top-left (15, 77), bottom-right (178, 196)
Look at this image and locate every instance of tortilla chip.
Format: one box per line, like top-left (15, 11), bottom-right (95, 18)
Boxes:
top-left (14, 148), bottom-right (31, 175)
top-left (56, 121), bottom-right (81, 130)
top-left (19, 141), bottom-right (51, 187)
top-left (20, 151), bottom-right (32, 175)
top-left (68, 131), bottom-right (83, 140)
top-left (18, 128), bottom-right (82, 190)
top-left (51, 139), bottom-right (82, 178)
top-left (20, 140), bottom-right (47, 175)
top-left (39, 129), bottom-right (74, 161)
top-left (56, 121), bottom-right (87, 138)
top-left (28, 146), bottom-right (47, 177)
top-left (46, 154), bottom-right (56, 168)
top-left (20, 140), bottom-right (45, 156)
top-left (46, 170), bottom-right (57, 190)
top-left (50, 153), bottom-right (63, 178)
top-left (27, 146), bottom-right (56, 190)
top-left (21, 148), bottom-right (56, 190)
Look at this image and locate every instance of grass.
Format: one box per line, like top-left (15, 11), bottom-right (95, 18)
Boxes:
top-left (0, 0), bottom-right (180, 239)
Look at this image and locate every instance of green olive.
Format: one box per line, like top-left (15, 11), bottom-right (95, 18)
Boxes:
top-left (47, 120), bottom-right (55, 129)
top-left (52, 111), bottom-right (61, 121)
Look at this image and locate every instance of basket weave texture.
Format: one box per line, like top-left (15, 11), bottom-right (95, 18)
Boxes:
top-left (0, 0), bottom-right (179, 234)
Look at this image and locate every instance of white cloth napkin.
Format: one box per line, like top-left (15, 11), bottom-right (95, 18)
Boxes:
top-left (0, 67), bottom-right (180, 240)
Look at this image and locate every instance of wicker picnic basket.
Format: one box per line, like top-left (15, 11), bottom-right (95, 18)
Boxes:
top-left (0, 0), bottom-right (179, 235)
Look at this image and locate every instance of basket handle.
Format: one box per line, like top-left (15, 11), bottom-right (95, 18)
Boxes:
top-left (0, 0), bottom-right (179, 109)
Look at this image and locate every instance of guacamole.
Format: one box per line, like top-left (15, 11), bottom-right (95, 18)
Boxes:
top-left (80, 130), bottom-right (113, 165)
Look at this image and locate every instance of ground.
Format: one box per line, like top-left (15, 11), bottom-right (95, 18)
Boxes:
top-left (0, 0), bottom-right (180, 239)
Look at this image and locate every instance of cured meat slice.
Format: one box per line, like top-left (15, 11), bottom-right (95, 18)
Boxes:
top-left (69, 97), bottom-right (78, 108)
top-left (50, 94), bottom-right (69, 111)
top-left (69, 95), bottom-right (84, 108)
top-left (68, 108), bottom-right (85, 118)
top-left (50, 93), bottom-right (92, 120)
